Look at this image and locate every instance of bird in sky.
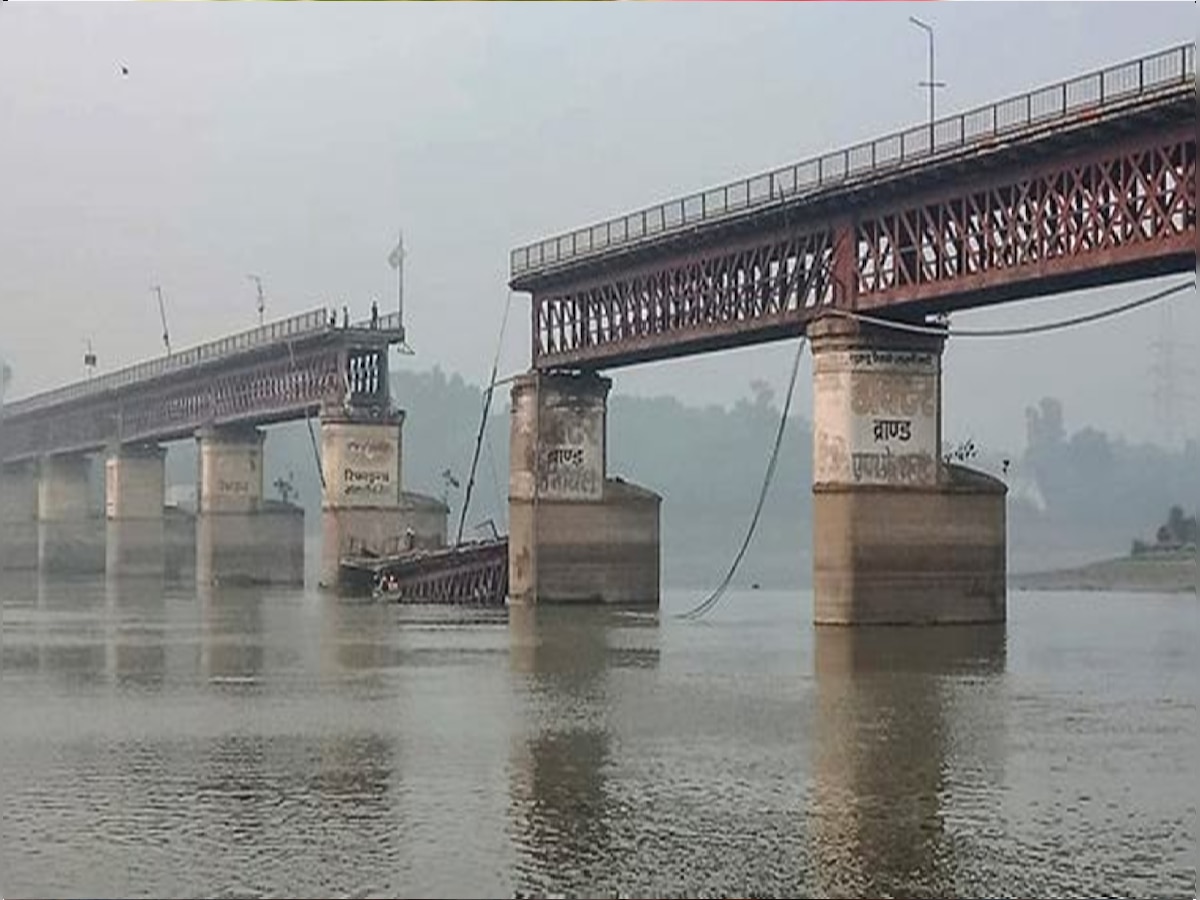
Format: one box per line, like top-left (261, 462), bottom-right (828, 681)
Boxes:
top-left (119, 64), bottom-right (129, 77)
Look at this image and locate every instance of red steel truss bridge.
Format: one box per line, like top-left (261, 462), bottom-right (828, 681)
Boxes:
top-left (0, 310), bottom-right (405, 463)
top-left (510, 44), bottom-right (1196, 371)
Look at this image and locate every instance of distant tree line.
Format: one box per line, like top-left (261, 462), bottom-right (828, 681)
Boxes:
top-left (1022, 396), bottom-right (1198, 550)
top-left (1132, 505), bottom-right (1198, 556)
top-left (158, 377), bottom-right (1197, 586)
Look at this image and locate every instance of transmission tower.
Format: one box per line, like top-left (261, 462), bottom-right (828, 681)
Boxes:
top-left (1148, 301), bottom-right (1196, 447)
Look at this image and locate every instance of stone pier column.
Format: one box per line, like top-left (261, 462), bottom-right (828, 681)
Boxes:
top-left (0, 461), bottom-right (39, 570)
top-left (37, 453), bottom-right (105, 574)
top-left (105, 443), bottom-right (166, 578)
top-left (810, 315), bottom-right (1006, 625)
top-left (196, 425), bottom-right (302, 586)
top-left (508, 371), bottom-right (660, 606)
top-left (319, 408), bottom-right (448, 590)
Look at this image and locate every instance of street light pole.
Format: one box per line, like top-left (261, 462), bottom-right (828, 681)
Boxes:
top-left (909, 16), bottom-right (945, 151)
top-left (151, 284), bottom-right (172, 355)
top-left (248, 274), bottom-right (265, 326)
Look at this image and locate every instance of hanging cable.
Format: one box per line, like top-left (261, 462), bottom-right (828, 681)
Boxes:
top-left (678, 334), bottom-right (807, 621)
top-left (675, 277), bottom-right (1193, 621)
top-left (457, 290), bottom-right (516, 545)
top-left (286, 337), bottom-right (325, 490)
top-left (483, 279), bottom-right (1194, 393)
top-left (484, 432), bottom-right (505, 530)
top-left (830, 278), bottom-right (1195, 338)
top-left (673, 229), bottom-right (836, 620)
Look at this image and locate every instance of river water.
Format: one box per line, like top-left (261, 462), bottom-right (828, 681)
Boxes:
top-left (0, 574), bottom-right (1195, 899)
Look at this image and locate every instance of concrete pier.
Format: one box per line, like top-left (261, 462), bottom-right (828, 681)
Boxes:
top-left (508, 371), bottom-right (660, 605)
top-left (0, 461), bottom-right (39, 570)
top-left (105, 443), bottom-right (166, 578)
top-left (37, 453), bottom-right (104, 575)
top-left (196, 425), bottom-right (303, 586)
top-left (318, 408), bottom-right (448, 589)
top-left (809, 315), bottom-right (1006, 625)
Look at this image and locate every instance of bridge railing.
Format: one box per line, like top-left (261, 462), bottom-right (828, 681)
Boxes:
top-left (351, 310), bottom-right (404, 333)
top-left (1, 308), bottom-right (333, 418)
top-left (511, 43), bottom-right (1195, 279)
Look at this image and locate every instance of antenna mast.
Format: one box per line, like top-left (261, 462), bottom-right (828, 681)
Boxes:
top-left (1149, 302), bottom-right (1196, 446)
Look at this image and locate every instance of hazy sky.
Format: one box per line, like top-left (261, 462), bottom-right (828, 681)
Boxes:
top-left (0, 3), bottom-right (1194, 454)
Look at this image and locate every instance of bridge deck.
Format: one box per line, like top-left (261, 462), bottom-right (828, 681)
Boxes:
top-left (0, 309), bottom-right (405, 462)
top-left (508, 44), bottom-right (1196, 372)
top-left (511, 43), bottom-right (1194, 288)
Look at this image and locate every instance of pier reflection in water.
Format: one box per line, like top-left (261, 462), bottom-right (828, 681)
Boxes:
top-left (809, 625), bottom-right (1007, 899)
top-left (507, 605), bottom-right (661, 898)
top-left (105, 573), bottom-right (169, 691)
top-left (0, 580), bottom-right (1195, 898)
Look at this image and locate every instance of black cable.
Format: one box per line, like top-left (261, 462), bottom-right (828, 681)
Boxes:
top-left (678, 334), bottom-right (807, 620)
top-left (676, 277), bottom-right (1194, 620)
top-left (458, 291), bottom-right (515, 545)
top-left (832, 279), bottom-right (1195, 338)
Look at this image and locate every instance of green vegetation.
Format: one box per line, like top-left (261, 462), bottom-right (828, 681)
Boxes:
top-left (1131, 505), bottom-right (1198, 557)
top-left (1022, 398), bottom-right (1198, 535)
top-left (1013, 502), bottom-right (1195, 593)
top-left (159, 375), bottom-right (1197, 589)
top-left (163, 366), bottom-right (811, 587)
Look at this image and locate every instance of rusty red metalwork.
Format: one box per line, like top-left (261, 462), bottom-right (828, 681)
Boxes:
top-left (0, 317), bottom-right (401, 462)
top-left (341, 538), bottom-right (509, 604)
top-left (853, 126), bottom-right (1195, 311)
top-left (532, 227), bottom-right (839, 368)
top-left (513, 47), bottom-right (1195, 372)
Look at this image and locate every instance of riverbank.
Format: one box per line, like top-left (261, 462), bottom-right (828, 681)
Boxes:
top-left (1011, 550), bottom-right (1196, 594)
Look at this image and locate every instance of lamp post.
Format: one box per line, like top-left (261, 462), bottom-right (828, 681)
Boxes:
top-left (909, 16), bottom-right (945, 152)
top-left (248, 274), bottom-right (265, 326)
top-left (152, 285), bottom-right (171, 355)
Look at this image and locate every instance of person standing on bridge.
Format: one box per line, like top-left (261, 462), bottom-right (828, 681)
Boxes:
top-left (342, 305), bottom-right (349, 329)
top-left (371, 299), bottom-right (379, 330)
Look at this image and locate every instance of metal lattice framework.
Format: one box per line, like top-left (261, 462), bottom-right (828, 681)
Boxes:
top-left (0, 316), bottom-right (401, 462)
top-left (357, 539), bottom-right (510, 605)
top-left (534, 228), bottom-right (838, 367)
top-left (855, 128), bottom-right (1195, 309)
top-left (513, 44), bottom-right (1194, 277)
top-left (514, 46), bottom-right (1196, 372)
top-left (391, 554), bottom-right (508, 606)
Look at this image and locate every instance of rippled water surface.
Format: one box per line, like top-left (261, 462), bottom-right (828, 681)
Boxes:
top-left (1, 574), bottom-right (1195, 899)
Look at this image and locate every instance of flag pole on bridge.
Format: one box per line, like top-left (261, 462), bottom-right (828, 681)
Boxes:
top-left (388, 232), bottom-right (414, 355)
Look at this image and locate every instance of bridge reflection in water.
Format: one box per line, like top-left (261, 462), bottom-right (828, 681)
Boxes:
top-left (501, 603), bottom-right (1009, 897)
top-left (7, 580), bottom-right (1188, 896)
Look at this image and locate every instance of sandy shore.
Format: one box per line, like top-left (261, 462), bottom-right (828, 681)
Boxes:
top-left (1011, 551), bottom-right (1196, 594)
